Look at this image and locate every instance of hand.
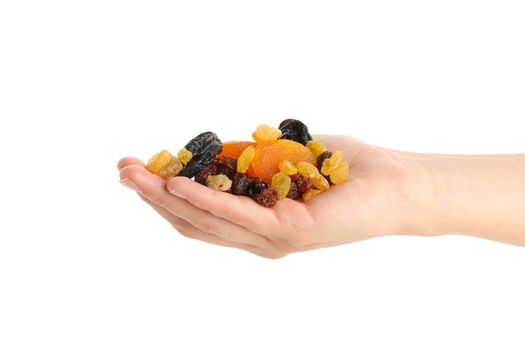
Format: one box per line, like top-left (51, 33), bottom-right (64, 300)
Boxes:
top-left (118, 135), bottom-right (417, 258)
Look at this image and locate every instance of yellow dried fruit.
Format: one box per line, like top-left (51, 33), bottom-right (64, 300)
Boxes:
top-left (310, 175), bottom-right (330, 191)
top-left (297, 161), bottom-right (321, 179)
top-left (146, 150), bottom-right (174, 176)
top-left (330, 161), bottom-right (350, 185)
top-left (321, 150), bottom-right (343, 176)
top-left (252, 124), bottom-right (282, 143)
top-left (306, 140), bottom-right (327, 158)
top-left (302, 188), bottom-right (323, 202)
top-left (159, 157), bottom-right (183, 180)
top-left (206, 174), bottom-right (232, 192)
top-left (177, 148), bottom-right (193, 165)
top-left (278, 159), bottom-right (298, 175)
top-left (237, 145), bottom-right (255, 174)
top-left (271, 172), bottom-right (292, 199)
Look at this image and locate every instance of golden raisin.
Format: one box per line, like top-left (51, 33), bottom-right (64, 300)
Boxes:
top-left (177, 148), bottom-right (193, 165)
top-left (330, 161), bottom-right (350, 185)
top-left (252, 124), bottom-right (282, 143)
top-left (237, 145), bottom-right (255, 174)
top-left (159, 157), bottom-right (183, 180)
top-left (297, 161), bottom-right (321, 179)
top-left (302, 188), bottom-right (323, 202)
top-left (146, 150), bottom-right (174, 176)
top-left (321, 150), bottom-right (343, 176)
top-left (279, 159), bottom-right (298, 175)
top-left (306, 140), bottom-right (327, 158)
top-left (271, 172), bottom-right (292, 199)
top-left (310, 175), bottom-right (330, 191)
top-left (206, 174), bottom-right (232, 191)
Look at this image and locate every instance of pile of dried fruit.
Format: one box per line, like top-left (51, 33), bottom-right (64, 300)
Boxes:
top-left (145, 119), bottom-right (349, 207)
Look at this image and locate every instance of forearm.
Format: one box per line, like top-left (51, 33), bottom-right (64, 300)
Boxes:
top-left (398, 151), bottom-right (525, 245)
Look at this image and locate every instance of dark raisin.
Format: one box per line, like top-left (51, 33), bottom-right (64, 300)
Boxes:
top-left (290, 174), bottom-right (313, 193)
top-left (216, 157), bottom-right (237, 180)
top-left (194, 161), bottom-right (217, 185)
top-left (316, 151), bottom-right (333, 170)
top-left (247, 180), bottom-right (269, 196)
top-left (232, 173), bottom-right (251, 195)
top-left (286, 181), bottom-right (300, 199)
top-left (251, 187), bottom-right (279, 207)
top-left (179, 132), bottom-right (223, 178)
top-left (278, 119), bottom-right (312, 145)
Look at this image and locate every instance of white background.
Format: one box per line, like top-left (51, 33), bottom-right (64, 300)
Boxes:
top-left (1, 1), bottom-right (524, 349)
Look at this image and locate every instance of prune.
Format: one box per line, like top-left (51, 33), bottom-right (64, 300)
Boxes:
top-left (290, 174), bottom-right (313, 193)
top-left (316, 151), bottom-right (333, 170)
top-left (278, 119), bottom-right (312, 145)
top-left (247, 180), bottom-right (268, 196)
top-left (216, 157), bottom-right (237, 179)
top-left (330, 161), bottom-right (350, 185)
top-left (251, 187), bottom-right (279, 207)
top-left (321, 150), bottom-right (343, 176)
top-left (286, 181), bottom-right (300, 200)
top-left (206, 174), bottom-right (232, 192)
top-left (252, 124), bottom-right (282, 142)
top-left (194, 162), bottom-right (217, 185)
top-left (237, 145), bottom-right (255, 174)
top-left (306, 140), bottom-right (327, 157)
top-left (271, 172), bottom-right (292, 199)
top-left (179, 132), bottom-right (223, 178)
top-left (278, 159), bottom-right (298, 175)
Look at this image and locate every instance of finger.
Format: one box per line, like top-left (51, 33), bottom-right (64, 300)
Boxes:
top-left (117, 157), bottom-right (144, 171)
top-left (120, 165), bottom-right (275, 250)
top-left (139, 195), bottom-right (282, 258)
top-left (166, 176), bottom-right (280, 235)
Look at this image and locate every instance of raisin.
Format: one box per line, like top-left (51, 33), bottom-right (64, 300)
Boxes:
top-left (330, 161), bottom-right (350, 185)
top-left (237, 145), bottom-right (255, 174)
top-left (278, 119), bottom-right (312, 145)
top-left (206, 174), bottom-right (232, 192)
top-left (247, 180), bottom-right (268, 196)
top-left (316, 151), bottom-right (333, 170)
top-left (177, 148), bottom-right (193, 165)
top-left (146, 150), bottom-right (174, 176)
top-left (194, 162), bottom-right (217, 185)
top-left (232, 173), bottom-right (251, 195)
top-left (159, 157), bottom-right (183, 180)
top-left (297, 161), bottom-right (321, 179)
top-left (290, 174), bottom-right (313, 193)
top-left (279, 159), bottom-right (298, 175)
top-left (179, 131), bottom-right (223, 178)
top-left (310, 175), bottom-right (330, 191)
top-left (252, 124), bottom-right (282, 143)
top-left (286, 181), bottom-right (300, 199)
top-left (251, 187), bottom-right (279, 207)
top-left (216, 156), bottom-right (237, 179)
top-left (306, 140), bottom-right (327, 158)
top-left (271, 172), bottom-right (292, 199)
top-left (302, 188), bottom-right (322, 202)
top-left (321, 151), bottom-right (343, 176)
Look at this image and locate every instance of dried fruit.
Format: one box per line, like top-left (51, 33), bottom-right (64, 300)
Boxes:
top-left (218, 141), bottom-right (255, 159)
top-left (271, 172), bottom-right (292, 199)
top-left (278, 119), bottom-right (312, 145)
top-left (297, 161), bottom-right (321, 179)
top-left (310, 175), bottom-right (330, 191)
top-left (247, 180), bottom-right (269, 196)
top-left (306, 140), bottom-right (327, 158)
top-left (179, 132), bottom-right (223, 178)
top-left (290, 174), bottom-right (313, 193)
top-left (316, 151), bottom-right (333, 170)
top-left (321, 151), bottom-right (343, 176)
top-left (286, 181), bottom-right (300, 199)
top-left (231, 173), bottom-right (251, 195)
top-left (146, 150), bottom-right (175, 176)
top-left (252, 124), bottom-right (282, 143)
top-left (159, 157), bottom-right (183, 180)
top-left (302, 188), bottom-right (323, 202)
top-left (194, 162), bottom-right (217, 185)
top-left (330, 161), bottom-right (350, 185)
top-left (237, 145), bottom-right (255, 174)
top-left (278, 159), bottom-right (298, 175)
top-left (206, 174), bottom-right (232, 192)
top-left (251, 187), bottom-right (279, 207)
top-left (177, 148), bottom-right (193, 165)
top-left (251, 140), bottom-right (315, 183)
top-left (216, 156), bottom-right (237, 179)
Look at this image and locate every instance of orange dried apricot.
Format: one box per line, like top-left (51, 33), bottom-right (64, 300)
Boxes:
top-left (251, 140), bottom-right (316, 183)
top-left (217, 141), bottom-right (255, 159)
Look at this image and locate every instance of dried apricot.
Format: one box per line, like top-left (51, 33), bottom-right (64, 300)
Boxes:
top-left (306, 140), bottom-right (327, 158)
top-left (271, 172), bottom-right (292, 199)
top-left (321, 150), bottom-right (343, 176)
top-left (218, 141), bottom-right (255, 159)
top-left (330, 161), bottom-right (350, 185)
top-left (278, 159), bottom-right (298, 175)
top-left (251, 140), bottom-right (316, 183)
top-left (252, 124), bottom-right (282, 143)
top-left (237, 145), bottom-right (255, 174)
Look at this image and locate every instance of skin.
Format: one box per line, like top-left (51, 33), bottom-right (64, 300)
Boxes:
top-left (118, 135), bottom-right (525, 259)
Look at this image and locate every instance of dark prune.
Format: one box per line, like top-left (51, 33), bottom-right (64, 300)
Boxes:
top-left (278, 119), bottom-right (312, 145)
top-left (286, 181), bottom-right (300, 200)
top-left (194, 162), bottom-right (217, 185)
top-left (232, 173), bottom-right (251, 195)
top-left (290, 174), bottom-right (313, 194)
top-left (251, 187), bottom-right (279, 207)
top-left (179, 131), bottom-right (223, 178)
top-left (316, 151), bottom-right (333, 170)
top-left (247, 180), bottom-right (269, 196)
top-left (216, 157), bottom-right (237, 180)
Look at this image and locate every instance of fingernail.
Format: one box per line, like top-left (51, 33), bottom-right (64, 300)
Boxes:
top-left (120, 178), bottom-right (140, 192)
top-left (169, 188), bottom-right (187, 199)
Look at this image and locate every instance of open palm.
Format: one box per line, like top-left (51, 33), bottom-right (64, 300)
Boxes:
top-left (118, 135), bottom-right (412, 258)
